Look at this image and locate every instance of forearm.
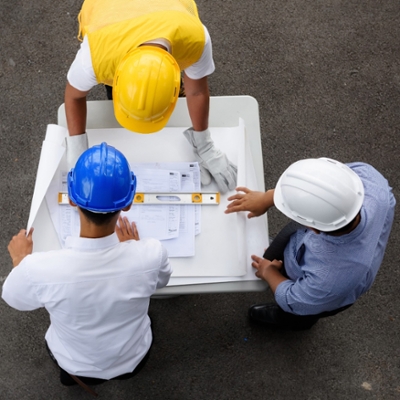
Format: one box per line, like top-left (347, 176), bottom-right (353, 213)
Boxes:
top-left (65, 82), bottom-right (88, 136)
top-left (263, 189), bottom-right (275, 210)
top-left (184, 74), bottom-right (209, 131)
top-left (262, 267), bottom-right (289, 293)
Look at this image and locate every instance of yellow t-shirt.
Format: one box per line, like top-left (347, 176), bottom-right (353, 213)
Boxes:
top-left (78, 0), bottom-right (205, 85)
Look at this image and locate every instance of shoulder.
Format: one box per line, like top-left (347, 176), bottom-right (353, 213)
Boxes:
top-left (135, 237), bottom-right (163, 248)
top-left (3, 252), bottom-right (57, 290)
top-left (347, 162), bottom-right (387, 185)
top-left (67, 36), bottom-right (97, 91)
top-left (17, 249), bottom-right (69, 280)
top-left (354, 162), bottom-right (394, 197)
top-left (202, 25), bottom-right (211, 43)
top-left (122, 238), bottom-right (169, 270)
top-left (347, 162), bottom-right (394, 203)
top-left (125, 238), bottom-right (165, 257)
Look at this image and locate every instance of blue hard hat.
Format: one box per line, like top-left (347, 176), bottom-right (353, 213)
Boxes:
top-left (68, 142), bottom-right (137, 212)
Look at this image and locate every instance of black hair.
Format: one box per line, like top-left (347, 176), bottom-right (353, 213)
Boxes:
top-left (326, 213), bottom-right (359, 236)
top-left (79, 207), bottom-right (120, 226)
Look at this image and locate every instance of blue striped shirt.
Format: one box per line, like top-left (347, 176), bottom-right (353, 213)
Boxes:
top-left (275, 163), bottom-right (396, 315)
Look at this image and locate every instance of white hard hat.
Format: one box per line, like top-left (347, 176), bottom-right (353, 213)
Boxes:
top-left (274, 158), bottom-right (364, 232)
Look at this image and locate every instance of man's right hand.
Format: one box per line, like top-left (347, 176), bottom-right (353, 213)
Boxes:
top-left (8, 228), bottom-right (34, 267)
top-left (225, 187), bottom-right (274, 218)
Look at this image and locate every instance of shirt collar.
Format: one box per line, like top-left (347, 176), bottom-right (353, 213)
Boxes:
top-left (65, 232), bottom-right (120, 251)
top-left (320, 207), bottom-right (366, 243)
top-left (143, 38), bottom-right (171, 52)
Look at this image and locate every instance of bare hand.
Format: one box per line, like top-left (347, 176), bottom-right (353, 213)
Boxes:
top-left (8, 228), bottom-right (34, 267)
top-left (225, 187), bottom-right (273, 218)
top-left (116, 216), bottom-right (140, 242)
top-left (251, 255), bottom-right (283, 280)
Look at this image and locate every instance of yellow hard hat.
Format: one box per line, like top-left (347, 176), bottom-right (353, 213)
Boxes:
top-left (113, 46), bottom-right (181, 134)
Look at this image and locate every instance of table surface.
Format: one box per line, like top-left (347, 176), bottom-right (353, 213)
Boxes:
top-left (56, 96), bottom-right (268, 295)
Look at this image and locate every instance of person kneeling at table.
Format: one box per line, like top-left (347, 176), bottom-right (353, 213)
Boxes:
top-left (2, 143), bottom-right (172, 391)
top-left (225, 158), bottom-right (395, 330)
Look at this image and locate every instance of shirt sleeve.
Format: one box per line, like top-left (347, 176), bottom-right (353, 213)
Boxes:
top-left (184, 25), bottom-right (215, 79)
top-left (1, 260), bottom-right (43, 311)
top-left (275, 279), bottom-right (328, 315)
top-left (67, 36), bottom-right (98, 91)
top-left (156, 244), bottom-right (173, 289)
top-left (274, 274), bottom-right (346, 316)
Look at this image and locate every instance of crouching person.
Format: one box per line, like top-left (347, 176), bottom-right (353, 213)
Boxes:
top-left (225, 158), bottom-right (395, 330)
top-left (2, 143), bottom-right (172, 393)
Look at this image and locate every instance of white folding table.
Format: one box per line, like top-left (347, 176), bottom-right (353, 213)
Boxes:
top-left (32, 95), bottom-right (269, 295)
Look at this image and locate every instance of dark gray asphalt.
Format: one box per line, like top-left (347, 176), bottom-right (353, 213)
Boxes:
top-left (1, 1), bottom-right (399, 399)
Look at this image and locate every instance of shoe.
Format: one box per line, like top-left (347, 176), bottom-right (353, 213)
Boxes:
top-left (248, 303), bottom-right (318, 330)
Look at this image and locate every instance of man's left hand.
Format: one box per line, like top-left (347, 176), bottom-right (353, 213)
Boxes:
top-left (116, 216), bottom-right (140, 242)
top-left (8, 228), bottom-right (34, 268)
top-left (251, 255), bottom-right (283, 281)
top-left (251, 254), bottom-right (288, 293)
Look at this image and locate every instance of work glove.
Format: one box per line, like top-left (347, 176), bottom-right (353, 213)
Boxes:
top-left (183, 128), bottom-right (237, 194)
top-left (65, 133), bottom-right (88, 170)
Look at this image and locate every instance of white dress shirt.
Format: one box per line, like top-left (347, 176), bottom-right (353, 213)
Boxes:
top-left (2, 233), bottom-right (172, 379)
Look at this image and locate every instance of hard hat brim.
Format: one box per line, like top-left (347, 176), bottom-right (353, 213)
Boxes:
top-left (113, 98), bottom-right (176, 134)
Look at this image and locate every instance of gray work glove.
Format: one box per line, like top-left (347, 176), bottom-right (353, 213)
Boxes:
top-left (183, 128), bottom-right (237, 193)
top-left (65, 133), bottom-right (88, 170)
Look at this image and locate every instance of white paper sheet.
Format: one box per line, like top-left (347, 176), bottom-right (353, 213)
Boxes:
top-left (124, 166), bottom-right (196, 255)
top-left (124, 203), bottom-right (181, 241)
top-left (132, 162), bottom-right (202, 235)
top-left (32, 122), bottom-right (252, 278)
top-left (27, 124), bottom-right (67, 231)
top-left (124, 169), bottom-right (182, 241)
top-left (87, 124), bottom-right (247, 277)
top-left (167, 120), bottom-right (269, 285)
top-left (45, 169), bottom-right (79, 246)
top-left (161, 204), bottom-right (195, 257)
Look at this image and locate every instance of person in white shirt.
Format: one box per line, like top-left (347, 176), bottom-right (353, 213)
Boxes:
top-left (2, 142), bottom-right (172, 392)
top-left (65, 0), bottom-right (237, 194)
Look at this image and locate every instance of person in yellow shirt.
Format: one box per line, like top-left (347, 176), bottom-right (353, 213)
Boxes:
top-left (65, 0), bottom-right (237, 193)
